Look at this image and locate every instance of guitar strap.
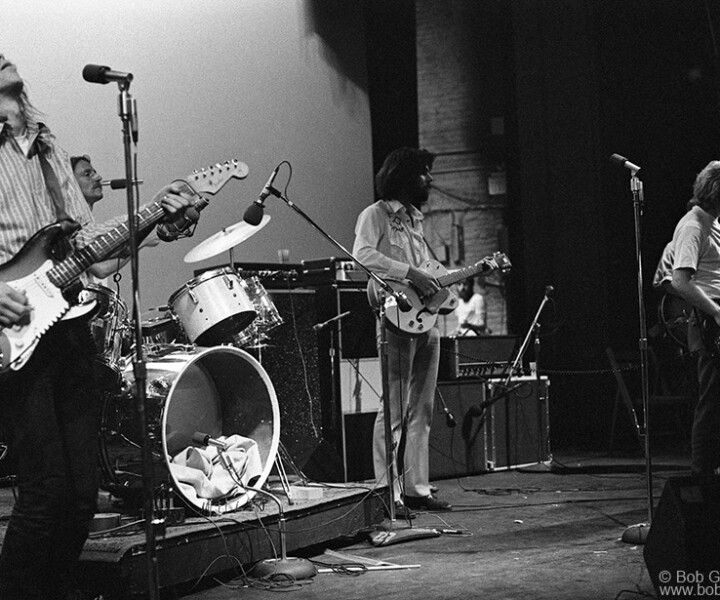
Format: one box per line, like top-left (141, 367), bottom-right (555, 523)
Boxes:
top-left (37, 150), bottom-right (71, 221)
top-left (423, 235), bottom-right (440, 262)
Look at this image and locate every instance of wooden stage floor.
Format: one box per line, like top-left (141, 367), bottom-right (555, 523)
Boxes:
top-left (0, 478), bottom-right (387, 599)
top-left (0, 445), bottom-right (710, 600)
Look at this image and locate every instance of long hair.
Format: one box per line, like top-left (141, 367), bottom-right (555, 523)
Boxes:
top-left (375, 147), bottom-right (435, 199)
top-left (17, 87), bottom-right (44, 124)
top-left (690, 160), bottom-right (720, 212)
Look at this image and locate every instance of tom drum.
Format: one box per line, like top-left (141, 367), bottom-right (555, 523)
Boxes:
top-left (168, 268), bottom-right (257, 346)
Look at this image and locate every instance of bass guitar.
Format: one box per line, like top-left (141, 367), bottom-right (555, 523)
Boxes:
top-left (367, 252), bottom-right (511, 336)
top-left (0, 159), bottom-right (249, 373)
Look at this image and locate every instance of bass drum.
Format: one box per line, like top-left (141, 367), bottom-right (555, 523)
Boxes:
top-left (100, 346), bottom-right (279, 514)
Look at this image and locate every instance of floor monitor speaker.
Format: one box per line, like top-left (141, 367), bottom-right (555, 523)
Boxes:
top-left (644, 476), bottom-right (720, 596)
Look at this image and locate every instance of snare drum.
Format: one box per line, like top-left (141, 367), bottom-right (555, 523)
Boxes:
top-left (168, 268), bottom-right (256, 346)
top-left (100, 345), bottom-right (279, 514)
top-left (141, 314), bottom-right (187, 346)
top-left (83, 284), bottom-right (129, 389)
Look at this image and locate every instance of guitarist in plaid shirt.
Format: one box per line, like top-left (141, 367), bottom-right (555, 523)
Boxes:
top-left (0, 53), bottom-right (194, 599)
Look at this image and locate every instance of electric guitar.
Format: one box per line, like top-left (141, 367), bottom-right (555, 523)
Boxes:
top-left (0, 159), bottom-right (249, 373)
top-left (700, 300), bottom-right (720, 360)
top-left (367, 252), bottom-right (511, 336)
top-left (657, 293), bottom-right (692, 349)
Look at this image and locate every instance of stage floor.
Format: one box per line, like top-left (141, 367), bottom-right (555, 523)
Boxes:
top-left (0, 477), bottom-right (387, 599)
top-left (0, 445), bottom-right (699, 600)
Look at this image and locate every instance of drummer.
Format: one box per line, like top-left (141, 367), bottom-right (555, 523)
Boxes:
top-left (71, 154), bottom-right (161, 281)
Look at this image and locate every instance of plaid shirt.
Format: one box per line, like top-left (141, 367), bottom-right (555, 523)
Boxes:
top-left (0, 120), bottom-right (125, 265)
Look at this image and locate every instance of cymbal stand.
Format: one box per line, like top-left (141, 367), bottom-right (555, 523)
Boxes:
top-left (115, 80), bottom-right (161, 599)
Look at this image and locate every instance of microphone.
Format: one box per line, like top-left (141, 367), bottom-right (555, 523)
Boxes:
top-left (243, 166), bottom-right (281, 226)
top-left (192, 431), bottom-right (228, 451)
top-left (156, 196), bottom-right (209, 242)
top-left (609, 153), bottom-right (641, 173)
top-left (394, 291), bottom-right (413, 312)
top-left (101, 178), bottom-right (143, 189)
top-left (82, 64), bottom-right (133, 85)
top-left (545, 285), bottom-right (554, 297)
top-left (444, 408), bottom-right (457, 428)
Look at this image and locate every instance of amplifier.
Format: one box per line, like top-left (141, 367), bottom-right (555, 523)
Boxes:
top-left (301, 257), bottom-right (369, 285)
top-left (193, 262), bottom-right (304, 289)
top-left (439, 335), bottom-right (518, 380)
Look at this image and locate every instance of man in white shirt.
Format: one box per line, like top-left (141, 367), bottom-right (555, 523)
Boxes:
top-left (454, 277), bottom-right (487, 336)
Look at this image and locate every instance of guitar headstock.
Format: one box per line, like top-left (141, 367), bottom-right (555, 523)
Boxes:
top-left (486, 252), bottom-right (512, 273)
top-left (187, 159), bottom-right (249, 195)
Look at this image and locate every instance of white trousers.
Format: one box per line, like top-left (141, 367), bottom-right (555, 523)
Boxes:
top-left (373, 325), bottom-right (440, 500)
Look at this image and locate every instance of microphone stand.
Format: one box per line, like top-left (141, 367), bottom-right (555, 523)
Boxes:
top-left (266, 192), bottom-right (436, 539)
top-left (116, 80), bottom-right (161, 598)
top-left (463, 288), bottom-right (553, 447)
top-left (621, 165), bottom-right (654, 545)
top-left (208, 446), bottom-right (317, 580)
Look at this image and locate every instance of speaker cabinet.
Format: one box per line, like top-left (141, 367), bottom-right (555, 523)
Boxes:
top-left (257, 285), bottom-right (379, 482)
top-left (644, 476), bottom-right (720, 595)
top-left (250, 289), bottom-right (343, 482)
top-left (315, 286), bottom-right (379, 481)
top-left (487, 376), bottom-right (550, 470)
top-left (430, 381), bottom-right (489, 479)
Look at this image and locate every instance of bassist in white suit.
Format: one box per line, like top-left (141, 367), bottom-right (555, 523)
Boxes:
top-left (0, 53), bottom-right (193, 600)
top-left (353, 147), bottom-right (452, 515)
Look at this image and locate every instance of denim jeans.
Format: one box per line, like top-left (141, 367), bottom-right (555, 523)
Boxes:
top-left (0, 321), bottom-right (101, 600)
top-left (687, 312), bottom-right (720, 475)
top-left (373, 324), bottom-right (440, 501)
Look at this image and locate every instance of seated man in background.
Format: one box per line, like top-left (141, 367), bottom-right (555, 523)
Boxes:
top-left (455, 277), bottom-right (488, 336)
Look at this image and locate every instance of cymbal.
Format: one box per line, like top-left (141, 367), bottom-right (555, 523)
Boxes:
top-left (184, 215), bottom-right (271, 263)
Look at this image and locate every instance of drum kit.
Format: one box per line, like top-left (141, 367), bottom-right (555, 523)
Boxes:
top-left (92, 216), bottom-right (286, 515)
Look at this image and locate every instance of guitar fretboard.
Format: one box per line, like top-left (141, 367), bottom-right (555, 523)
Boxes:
top-left (47, 201), bottom-right (165, 287)
top-left (437, 260), bottom-right (491, 289)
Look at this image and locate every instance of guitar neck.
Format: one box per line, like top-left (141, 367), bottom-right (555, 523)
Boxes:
top-left (436, 261), bottom-right (489, 289)
top-left (47, 201), bottom-right (165, 287)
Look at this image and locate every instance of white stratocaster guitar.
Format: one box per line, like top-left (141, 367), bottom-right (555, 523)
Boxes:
top-left (367, 252), bottom-right (511, 336)
top-left (0, 159), bottom-right (249, 373)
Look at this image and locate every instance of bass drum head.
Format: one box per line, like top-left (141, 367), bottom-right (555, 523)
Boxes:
top-left (101, 346), bottom-right (279, 515)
